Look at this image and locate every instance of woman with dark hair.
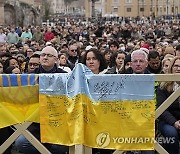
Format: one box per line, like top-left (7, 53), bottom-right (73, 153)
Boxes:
top-left (103, 49), bottom-right (112, 68)
top-left (82, 48), bottom-right (113, 154)
top-left (3, 57), bottom-right (20, 74)
top-left (82, 48), bottom-right (107, 74)
top-left (157, 56), bottom-right (180, 154)
top-left (106, 51), bottom-right (126, 74)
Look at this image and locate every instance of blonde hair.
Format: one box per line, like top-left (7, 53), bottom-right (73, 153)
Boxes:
top-left (160, 56), bottom-right (180, 92)
top-left (163, 54), bottom-right (175, 60)
top-left (161, 55), bottom-right (174, 68)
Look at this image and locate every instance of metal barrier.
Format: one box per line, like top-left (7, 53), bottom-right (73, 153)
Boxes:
top-left (0, 74), bottom-right (179, 154)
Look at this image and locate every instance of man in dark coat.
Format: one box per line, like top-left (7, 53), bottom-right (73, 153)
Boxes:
top-left (126, 49), bottom-right (151, 74)
top-left (15, 46), bottom-right (68, 154)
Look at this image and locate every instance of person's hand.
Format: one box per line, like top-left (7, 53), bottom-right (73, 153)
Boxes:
top-left (173, 120), bottom-right (180, 129)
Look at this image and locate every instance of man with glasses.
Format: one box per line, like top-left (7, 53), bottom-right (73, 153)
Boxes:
top-left (15, 46), bottom-right (68, 154)
top-left (67, 42), bottom-right (79, 69)
top-left (27, 54), bottom-right (40, 73)
top-left (34, 46), bottom-right (66, 73)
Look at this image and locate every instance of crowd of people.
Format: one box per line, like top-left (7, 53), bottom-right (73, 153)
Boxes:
top-left (0, 18), bottom-right (180, 154)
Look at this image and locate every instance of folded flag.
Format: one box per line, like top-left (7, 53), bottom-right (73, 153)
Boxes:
top-left (39, 64), bottom-right (155, 150)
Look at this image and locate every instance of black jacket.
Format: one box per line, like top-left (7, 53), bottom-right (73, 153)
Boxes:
top-left (33, 64), bottom-right (67, 74)
top-left (156, 87), bottom-right (180, 125)
top-left (106, 66), bottom-right (118, 74)
top-left (147, 64), bottom-right (162, 74)
top-left (125, 67), bottom-right (151, 74)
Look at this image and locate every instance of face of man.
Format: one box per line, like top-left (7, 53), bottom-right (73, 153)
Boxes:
top-left (68, 45), bottom-right (78, 57)
top-left (40, 47), bottom-right (57, 71)
top-left (148, 57), bottom-right (161, 70)
top-left (28, 57), bottom-right (40, 72)
top-left (131, 53), bottom-right (148, 74)
top-left (110, 44), bottom-right (118, 52)
top-left (26, 48), bottom-right (34, 57)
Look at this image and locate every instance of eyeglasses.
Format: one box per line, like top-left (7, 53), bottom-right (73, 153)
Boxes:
top-left (173, 65), bottom-right (180, 69)
top-left (40, 53), bottom-right (55, 58)
top-left (28, 63), bottom-right (39, 67)
top-left (70, 49), bottom-right (78, 52)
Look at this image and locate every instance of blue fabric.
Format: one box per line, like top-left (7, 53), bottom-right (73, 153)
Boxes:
top-left (1, 74), bottom-right (37, 87)
top-left (39, 63), bottom-right (155, 101)
top-left (2, 75), bottom-right (9, 87)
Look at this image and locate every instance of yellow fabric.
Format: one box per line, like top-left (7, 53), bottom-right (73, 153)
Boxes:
top-left (40, 94), bottom-right (155, 150)
top-left (0, 85), bottom-right (39, 128)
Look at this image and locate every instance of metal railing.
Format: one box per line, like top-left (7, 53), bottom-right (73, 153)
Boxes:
top-left (0, 74), bottom-right (179, 154)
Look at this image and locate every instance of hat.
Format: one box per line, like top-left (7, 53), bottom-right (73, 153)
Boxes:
top-left (15, 54), bottom-right (25, 59)
top-left (162, 42), bottom-right (169, 46)
top-left (140, 47), bottom-right (149, 55)
top-left (33, 51), bottom-right (41, 55)
top-left (46, 42), bottom-right (52, 46)
top-left (85, 45), bottom-right (93, 51)
top-left (164, 46), bottom-right (175, 56)
top-left (141, 44), bottom-right (149, 50)
top-left (29, 47), bottom-right (36, 52)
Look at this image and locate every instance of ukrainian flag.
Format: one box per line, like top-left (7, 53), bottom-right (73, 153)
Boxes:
top-left (0, 74), bottom-right (39, 128)
top-left (39, 64), bottom-right (155, 150)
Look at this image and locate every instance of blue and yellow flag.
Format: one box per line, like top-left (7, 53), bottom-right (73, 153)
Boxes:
top-left (0, 74), bottom-right (39, 128)
top-left (39, 64), bottom-right (155, 150)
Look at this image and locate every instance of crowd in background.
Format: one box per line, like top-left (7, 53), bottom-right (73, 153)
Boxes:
top-left (0, 17), bottom-right (180, 154)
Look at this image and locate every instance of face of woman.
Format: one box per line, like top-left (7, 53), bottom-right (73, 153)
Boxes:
top-left (104, 52), bottom-right (111, 62)
top-left (172, 59), bottom-right (180, 74)
top-left (9, 59), bottom-right (19, 69)
top-left (59, 55), bottom-right (67, 66)
top-left (86, 51), bottom-right (100, 74)
top-left (162, 60), bottom-right (171, 74)
top-left (115, 53), bottom-right (125, 69)
top-left (12, 68), bottom-right (21, 74)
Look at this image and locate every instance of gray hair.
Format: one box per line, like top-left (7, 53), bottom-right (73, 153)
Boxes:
top-left (131, 49), bottom-right (148, 61)
top-left (41, 46), bottom-right (58, 58)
